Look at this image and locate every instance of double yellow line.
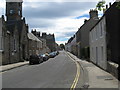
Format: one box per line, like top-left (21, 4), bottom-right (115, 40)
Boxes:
top-left (67, 53), bottom-right (80, 90)
top-left (70, 61), bottom-right (80, 90)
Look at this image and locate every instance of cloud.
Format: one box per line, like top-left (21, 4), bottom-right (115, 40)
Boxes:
top-left (0, 0), bottom-right (5, 15)
top-left (0, 0), bottom-right (116, 45)
top-left (23, 2), bottom-right (96, 19)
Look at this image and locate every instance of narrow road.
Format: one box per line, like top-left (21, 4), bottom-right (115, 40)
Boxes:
top-left (2, 51), bottom-right (83, 88)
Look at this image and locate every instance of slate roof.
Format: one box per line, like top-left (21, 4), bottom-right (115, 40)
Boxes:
top-left (28, 33), bottom-right (42, 43)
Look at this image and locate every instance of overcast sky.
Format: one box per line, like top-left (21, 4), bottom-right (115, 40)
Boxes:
top-left (0, 0), bottom-right (115, 44)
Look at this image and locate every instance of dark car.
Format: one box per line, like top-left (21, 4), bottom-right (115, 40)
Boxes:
top-left (29, 54), bottom-right (43, 65)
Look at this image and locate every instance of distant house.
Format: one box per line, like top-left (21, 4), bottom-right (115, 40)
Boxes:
top-left (65, 36), bottom-right (74, 53)
top-left (76, 10), bottom-right (99, 59)
top-left (42, 33), bottom-right (56, 52)
top-left (70, 35), bottom-right (77, 55)
top-left (31, 30), bottom-right (51, 54)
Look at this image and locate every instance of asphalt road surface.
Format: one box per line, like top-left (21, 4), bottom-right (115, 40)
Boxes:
top-left (2, 51), bottom-right (85, 88)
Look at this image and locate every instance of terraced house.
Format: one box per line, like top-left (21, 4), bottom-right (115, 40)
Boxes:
top-left (66, 2), bottom-right (119, 79)
top-left (76, 10), bottom-right (99, 60)
top-left (89, 2), bottom-right (120, 78)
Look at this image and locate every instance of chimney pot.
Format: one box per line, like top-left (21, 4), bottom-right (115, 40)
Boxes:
top-left (106, 5), bottom-right (108, 9)
top-left (109, 2), bottom-right (111, 7)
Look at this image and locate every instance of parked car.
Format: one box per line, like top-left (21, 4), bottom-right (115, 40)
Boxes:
top-left (40, 54), bottom-right (49, 61)
top-left (55, 51), bottom-right (59, 55)
top-left (49, 52), bottom-right (56, 58)
top-left (29, 54), bottom-right (43, 65)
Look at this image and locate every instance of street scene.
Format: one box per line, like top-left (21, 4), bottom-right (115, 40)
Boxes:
top-left (0, 0), bottom-right (120, 89)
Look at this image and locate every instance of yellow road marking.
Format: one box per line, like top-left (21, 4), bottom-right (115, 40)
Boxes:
top-left (66, 52), bottom-right (80, 90)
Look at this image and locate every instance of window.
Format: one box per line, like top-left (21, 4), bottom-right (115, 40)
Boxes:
top-left (102, 22), bottom-right (105, 36)
top-left (96, 47), bottom-right (98, 64)
top-left (18, 10), bottom-right (21, 15)
top-left (95, 28), bottom-right (97, 40)
top-left (100, 22), bottom-right (102, 36)
top-left (92, 29), bottom-right (95, 41)
top-left (0, 36), bottom-right (3, 50)
top-left (101, 46), bottom-right (104, 61)
top-left (90, 32), bottom-right (91, 42)
top-left (13, 37), bottom-right (16, 51)
top-left (91, 47), bottom-right (94, 59)
top-left (19, 3), bottom-right (21, 6)
top-left (10, 10), bottom-right (14, 14)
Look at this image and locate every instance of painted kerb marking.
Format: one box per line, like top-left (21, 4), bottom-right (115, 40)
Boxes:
top-left (65, 52), bottom-right (80, 90)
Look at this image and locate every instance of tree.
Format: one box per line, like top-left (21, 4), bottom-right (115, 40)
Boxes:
top-left (116, 1), bottom-right (120, 9)
top-left (60, 44), bottom-right (65, 50)
top-left (96, 0), bottom-right (106, 11)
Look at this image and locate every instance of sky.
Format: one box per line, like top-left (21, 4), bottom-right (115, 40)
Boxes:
top-left (0, 0), bottom-right (115, 45)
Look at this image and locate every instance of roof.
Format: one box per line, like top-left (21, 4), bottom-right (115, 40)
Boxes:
top-left (28, 33), bottom-right (42, 42)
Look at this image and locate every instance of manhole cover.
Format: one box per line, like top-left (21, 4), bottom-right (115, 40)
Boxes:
top-left (97, 76), bottom-right (113, 80)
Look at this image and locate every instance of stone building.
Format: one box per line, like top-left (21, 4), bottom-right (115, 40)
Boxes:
top-left (31, 30), bottom-right (50, 54)
top-left (105, 2), bottom-right (120, 64)
top-left (41, 33), bottom-right (56, 52)
top-left (65, 35), bottom-right (77, 56)
top-left (0, 16), bottom-right (4, 65)
top-left (89, 2), bottom-right (119, 78)
top-left (1, 0), bottom-right (29, 65)
top-left (55, 43), bottom-right (60, 51)
top-left (28, 33), bottom-right (42, 56)
top-left (0, 15), bottom-right (12, 65)
top-left (65, 37), bottom-right (73, 52)
top-left (76, 10), bottom-right (99, 59)
top-left (90, 16), bottom-right (107, 70)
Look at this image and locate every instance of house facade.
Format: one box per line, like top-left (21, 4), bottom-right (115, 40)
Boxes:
top-left (89, 2), bottom-right (119, 77)
top-left (90, 16), bottom-right (107, 70)
top-left (76, 10), bottom-right (99, 59)
top-left (28, 33), bottom-right (42, 56)
top-left (31, 30), bottom-right (51, 54)
top-left (0, 17), bottom-right (3, 65)
top-left (1, 0), bottom-right (29, 65)
top-left (42, 33), bottom-right (56, 52)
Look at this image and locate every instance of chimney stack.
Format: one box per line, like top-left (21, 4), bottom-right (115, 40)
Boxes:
top-left (89, 9), bottom-right (98, 19)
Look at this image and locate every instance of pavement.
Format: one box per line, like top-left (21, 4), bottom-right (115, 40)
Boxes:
top-left (67, 51), bottom-right (119, 88)
top-left (0, 61), bottom-right (29, 72)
